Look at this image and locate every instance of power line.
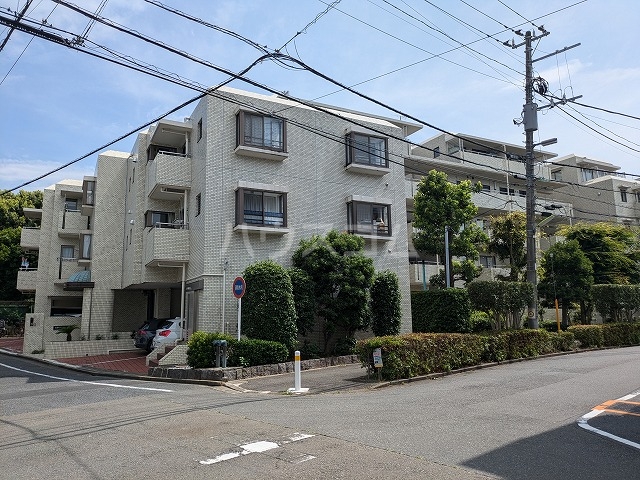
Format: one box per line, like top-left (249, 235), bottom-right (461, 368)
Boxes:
top-left (7, 2), bottom-right (640, 223)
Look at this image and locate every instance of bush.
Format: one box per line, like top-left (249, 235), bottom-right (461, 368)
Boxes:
top-left (355, 333), bottom-right (486, 380)
top-left (243, 260), bottom-right (298, 352)
top-left (470, 311), bottom-right (492, 333)
top-left (592, 284), bottom-right (640, 323)
top-left (411, 289), bottom-right (472, 333)
top-left (186, 331), bottom-right (234, 369)
top-left (187, 331), bottom-right (289, 368)
top-left (227, 338), bottom-right (289, 367)
top-left (287, 267), bottom-right (316, 336)
top-left (356, 329), bottom-right (576, 381)
top-left (568, 325), bottom-right (604, 348)
top-left (371, 271), bottom-right (402, 336)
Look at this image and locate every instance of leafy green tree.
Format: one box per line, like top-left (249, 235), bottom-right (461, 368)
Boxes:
top-left (0, 190), bottom-right (43, 300)
top-left (412, 170), bottom-right (488, 286)
top-left (287, 267), bottom-right (316, 336)
top-left (487, 211), bottom-right (527, 281)
top-left (242, 260), bottom-right (298, 352)
top-left (560, 222), bottom-right (640, 285)
top-left (428, 259), bottom-right (482, 288)
top-left (292, 230), bottom-right (374, 352)
top-left (538, 240), bottom-right (594, 328)
top-left (370, 271), bottom-right (402, 336)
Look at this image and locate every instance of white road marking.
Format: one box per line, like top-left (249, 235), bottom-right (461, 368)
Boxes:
top-left (0, 362), bottom-right (173, 392)
top-left (578, 390), bottom-right (640, 450)
top-left (200, 433), bottom-right (316, 465)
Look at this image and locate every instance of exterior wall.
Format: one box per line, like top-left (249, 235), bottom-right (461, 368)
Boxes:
top-left (191, 89), bottom-right (413, 335)
top-left (22, 87), bottom-right (424, 356)
top-left (551, 154), bottom-right (639, 225)
top-left (23, 182), bottom-right (86, 352)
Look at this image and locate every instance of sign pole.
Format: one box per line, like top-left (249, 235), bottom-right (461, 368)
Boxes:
top-left (237, 297), bottom-right (241, 340)
top-left (232, 276), bottom-right (246, 340)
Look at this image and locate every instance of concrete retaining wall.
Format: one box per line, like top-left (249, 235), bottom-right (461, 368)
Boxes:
top-left (148, 354), bottom-right (360, 382)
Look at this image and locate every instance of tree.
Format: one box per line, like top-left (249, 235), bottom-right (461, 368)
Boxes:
top-left (538, 240), bottom-right (594, 328)
top-left (242, 260), bottom-right (298, 352)
top-left (370, 271), bottom-right (402, 336)
top-left (487, 211), bottom-right (527, 281)
top-left (287, 267), bottom-right (316, 336)
top-left (412, 170), bottom-right (488, 287)
top-left (560, 222), bottom-right (640, 285)
top-left (0, 190), bottom-right (43, 301)
top-left (292, 230), bottom-right (374, 353)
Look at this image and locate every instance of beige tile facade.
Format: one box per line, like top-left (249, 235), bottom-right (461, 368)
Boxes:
top-left (22, 87), bottom-right (421, 356)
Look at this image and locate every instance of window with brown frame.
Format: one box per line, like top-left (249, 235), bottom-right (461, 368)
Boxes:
top-left (345, 132), bottom-right (388, 168)
top-left (235, 188), bottom-right (287, 228)
top-left (236, 110), bottom-right (286, 152)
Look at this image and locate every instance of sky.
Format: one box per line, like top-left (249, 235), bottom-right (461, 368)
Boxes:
top-left (1, 0), bottom-right (639, 192)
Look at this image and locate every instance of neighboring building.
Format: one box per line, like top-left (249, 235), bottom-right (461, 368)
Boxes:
top-left (20, 87), bottom-right (422, 357)
top-left (549, 154), bottom-right (640, 226)
top-left (405, 133), bottom-right (573, 288)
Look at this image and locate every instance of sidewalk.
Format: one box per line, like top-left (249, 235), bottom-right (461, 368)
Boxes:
top-left (0, 337), bottom-right (377, 393)
top-left (0, 336), bottom-right (148, 375)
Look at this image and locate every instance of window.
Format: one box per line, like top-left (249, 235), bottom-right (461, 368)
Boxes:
top-left (64, 198), bottom-right (78, 211)
top-left (145, 210), bottom-right (175, 227)
top-left (236, 111), bottom-right (285, 151)
top-left (197, 118), bottom-right (203, 142)
top-left (195, 193), bottom-right (201, 217)
top-left (480, 255), bottom-right (496, 268)
top-left (621, 189), bottom-right (628, 202)
top-left (482, 184), bottom-right (490, 192)
top-left (82, 181), bottom-right (95, 206)
top-left (433, 146), bottom-right (440, 158)
top-left (519, 190), bottom-right (526, 197)
top-left (551, 170), bottom-right (562, 181)
top-left (235, 188), bottom-right (286, 227)
top-left (346, 133), bottom-right (388, 167)
top-left (81, 234), bottom-right (92, 260)
top-left (636, 192), bottom-right (640, 203)
top-left (60, 245), bottom-right (75, 260)
top-left (581, 168), bottom-right (608, 182)
top-left (346, 201), bottom-right (391, 236)
top-left (499, 187), bottom-right (515, 195)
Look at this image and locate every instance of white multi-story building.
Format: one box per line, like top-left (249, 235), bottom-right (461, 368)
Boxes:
top-left (20, 87), bottom-right (422, 357)
top-left (549, 154), bottom-right (640, 225)
top-left (405, 133), bottom-right (574, 287)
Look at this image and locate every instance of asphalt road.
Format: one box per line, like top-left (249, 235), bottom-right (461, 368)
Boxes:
top-left (2, 347), bottom-right (640, 479)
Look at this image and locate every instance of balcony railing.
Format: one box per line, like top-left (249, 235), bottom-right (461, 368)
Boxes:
top-left (20, 227), bottom-right (40, 250)
top-left (144, 226), bottom-right (189, 266)
top-left (58, 209), bottom-right (84, 237)
top-left (17, 268), bottom-right (37, 292)
top-left (147, 151), bottom-right (191, 200)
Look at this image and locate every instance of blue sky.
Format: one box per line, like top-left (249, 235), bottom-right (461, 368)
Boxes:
top-left (1, 0), bottom-right (639, 192)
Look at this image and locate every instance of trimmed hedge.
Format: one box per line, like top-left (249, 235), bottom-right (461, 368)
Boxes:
top-left (569, 323), bottom-right (640, 348)
top-left (186, 331), bottom-right (288, 368)
top-left (356, 329), bottom-right (577, 381)
top-left (412, 289), bottom-right (472, 333)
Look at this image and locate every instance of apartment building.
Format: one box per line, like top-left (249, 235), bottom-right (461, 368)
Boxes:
top-left (20, 86), bottom-right (422, 357)
top-left (405, 133), bottom-right (574, 288)
top-left (549, 154), bottom-right (640, 225)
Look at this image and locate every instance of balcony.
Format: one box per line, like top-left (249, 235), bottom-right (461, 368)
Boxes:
top-left (144, 225), bottom-right (189, 266)
top-left (55, 260), bottom-right (86, 284)
top-left (147, 152), bottom-right (191, 200)
top-left (20, 227), bottom-right (40, 250)
top-left (17, 268), bottom-right (37, 292)
top-left (58, 210), bottom-right (84, 238)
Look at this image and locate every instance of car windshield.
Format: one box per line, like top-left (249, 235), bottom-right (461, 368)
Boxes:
top-left (158, 320), bottom-right (173, 329)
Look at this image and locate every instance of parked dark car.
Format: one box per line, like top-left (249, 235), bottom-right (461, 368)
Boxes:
top-left (133, 319), bottom-right (165, 352)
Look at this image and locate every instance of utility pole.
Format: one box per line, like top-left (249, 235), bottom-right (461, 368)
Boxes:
top-left (523, 31), bottom-right (539, 329)
top-left (510, 29), bottom-right (579, 329)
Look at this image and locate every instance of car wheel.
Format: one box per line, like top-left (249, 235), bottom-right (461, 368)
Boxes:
top-left (146, 339), bottom-right (153, 353)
